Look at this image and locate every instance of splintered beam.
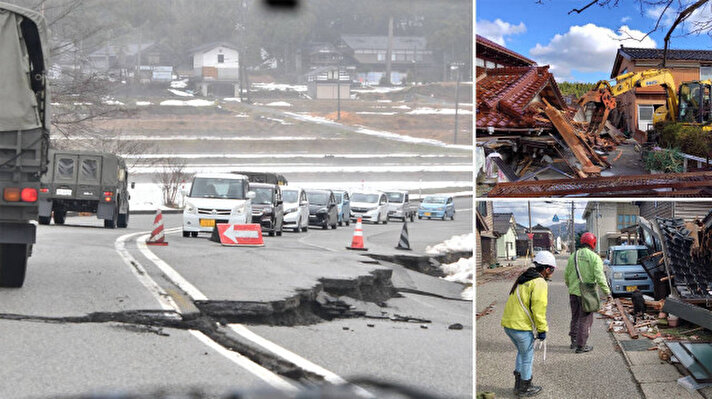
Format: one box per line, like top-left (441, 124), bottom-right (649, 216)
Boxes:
top-left (487, 171), bottom-right (712, 197)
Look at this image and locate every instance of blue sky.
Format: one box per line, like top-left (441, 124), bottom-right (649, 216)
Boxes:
top-left (492, 200), bottom-right (587, 228)
top-left (476, 0), bottom-right (712, 82)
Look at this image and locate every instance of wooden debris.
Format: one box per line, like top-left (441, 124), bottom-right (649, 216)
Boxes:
top-left (476, 301), bottom-right (496, 320)
top-left (615, 298), bottom-right (639, 339)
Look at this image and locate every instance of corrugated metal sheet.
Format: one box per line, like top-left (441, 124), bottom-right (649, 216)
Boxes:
top-left (674, 203), bottom-right (712, 222)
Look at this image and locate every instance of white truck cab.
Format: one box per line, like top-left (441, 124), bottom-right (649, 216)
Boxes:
top-left (350, 191), bottom-right (389, 224)
top-left (182, 173), bottom-right (254, 237)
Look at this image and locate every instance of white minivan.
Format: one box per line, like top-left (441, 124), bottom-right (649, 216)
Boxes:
top-left (350, 191), bottom-right (389, 224)
top-left (182, 173), bottom-right (254, 237)
top-left (281, 186), bottom-right (309, 232)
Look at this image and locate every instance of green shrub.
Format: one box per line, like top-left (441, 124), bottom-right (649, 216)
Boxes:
top-left (658, 122), bottom-right (711, 158)
top-left (644, 147), bottom-right (684, 173)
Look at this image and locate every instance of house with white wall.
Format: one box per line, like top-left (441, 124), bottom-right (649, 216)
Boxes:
top-left (493, 213), bottom-right (518, 260)
top-left (191, 42), bottom-right (240, 81)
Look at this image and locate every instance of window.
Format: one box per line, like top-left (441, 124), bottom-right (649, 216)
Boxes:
top-left (217, 54), bottom-right (224, 63)
top-left (377, 52), bottom-right (385, 61)
top-left (701, 66), bottom-right (712, 80)
top-left (638, 104), bottom-right (655, 132)
top-left (57, 158), bottom-right (74, 179)
top-left (80, 159), bottom-right (98, 181)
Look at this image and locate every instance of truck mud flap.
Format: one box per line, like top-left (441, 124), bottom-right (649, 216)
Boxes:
top-left (0, 223), bottom-right (35, 244)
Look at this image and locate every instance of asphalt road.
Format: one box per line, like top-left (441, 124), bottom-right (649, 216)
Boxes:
top-left (475, 254), bottom-right (643, 399)
top-left (0, 197), bottom-right (472, 398)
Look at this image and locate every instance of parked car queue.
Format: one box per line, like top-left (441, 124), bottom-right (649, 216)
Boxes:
top-left (181, 173), bottom-right (456, 238)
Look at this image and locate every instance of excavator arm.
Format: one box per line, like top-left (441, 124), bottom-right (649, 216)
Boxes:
top-left (578, 69), bottom-right (678, 135)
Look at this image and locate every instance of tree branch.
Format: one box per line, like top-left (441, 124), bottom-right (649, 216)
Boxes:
top-left (662, 0), bottom-right (710, 67)
top-left (569, 0), bottom-right (601, 14)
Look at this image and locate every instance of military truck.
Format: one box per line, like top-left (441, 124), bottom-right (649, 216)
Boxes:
top-left (38, 151), bottom-right (130, 228)
top-left (0, 3), bottom-right (50, 287)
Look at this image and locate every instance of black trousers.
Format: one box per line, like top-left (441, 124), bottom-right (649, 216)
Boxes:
top-left (569, 294), bottom-right (593, 347)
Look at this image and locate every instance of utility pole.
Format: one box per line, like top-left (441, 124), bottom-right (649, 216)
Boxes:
top-left (385, 16), bottom-right (393, 85)
top-left (596, 202), bottom-right (601, 254)
top-left (528, 201), bottom-right (533, 259)
top-left (453, 63), bottom-right (462, 144)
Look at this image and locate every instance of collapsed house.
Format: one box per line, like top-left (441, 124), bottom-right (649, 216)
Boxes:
top-left (476, 35), bottom-right (627, 189)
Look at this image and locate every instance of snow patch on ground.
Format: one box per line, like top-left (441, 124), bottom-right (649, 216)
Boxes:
top-left (168, 89), bottom-right (194, 97)
top-left (170, 79), bottom-right (188, 89)
top-left (439, 257), bottom-right (473, 301)
top-left (354, 126), bottom-right (471, 150)
top-left (136, 101), bottom-right (152, 106)
top-left (352, 86), bottom-right (407, 93)
top-left (234, 113), bottom-right (249, 118)
top-left (223, 97), bottom-right (242, 102)
top-left (377, 99), bottom-right (393, 103)
top-left (426, 233), bottom-right (474, 254)
top-left (260, 116), bottom-right (293, 125)
top-left (356, 112), bottom-right (397, 115)
top-left (160, 99), bottom-right (214, 107)
top-left (407, 107), bottom-right (473, 115)
top-left (265, 101), bottom-right (292, 107)
top-left (252, 83), bottom-right (307, 92)
top-left (392, 105), bottom-right (411, 110)
top-left (104, 99), bottom-right (124, 106)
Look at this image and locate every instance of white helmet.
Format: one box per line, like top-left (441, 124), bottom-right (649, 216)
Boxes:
top-left (533, 251), bottom-right (557, 269)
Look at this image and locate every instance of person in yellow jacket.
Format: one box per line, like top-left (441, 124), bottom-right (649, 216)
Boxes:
top-left (501, 251), bottom-right (557, 397)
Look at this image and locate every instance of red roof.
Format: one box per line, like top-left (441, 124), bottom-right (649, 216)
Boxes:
top-left (476, 34), bottom-right (536, 67)
top-left (476, 66), bottom-right (566, 130)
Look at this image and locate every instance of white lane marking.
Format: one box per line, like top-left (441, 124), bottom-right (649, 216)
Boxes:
top-left (190, 330), bottom-right (298, 392)
top-left (115, 227), bottom-right (295, 390)
top-left (115, 230), bottom-right (181, 313)
top-left (137, 228), bottom-right (357, 389)
top-left (136, 232), bottom-right (207, 301)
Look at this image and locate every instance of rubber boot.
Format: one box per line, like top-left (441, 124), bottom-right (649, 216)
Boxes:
top-left (513, 370), bottom-right (521, 394)
top-left (517, 379), bottom-right (542, 397)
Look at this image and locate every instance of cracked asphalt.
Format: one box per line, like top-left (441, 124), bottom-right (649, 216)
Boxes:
top-left (0, 197), bottom-right (472, 398)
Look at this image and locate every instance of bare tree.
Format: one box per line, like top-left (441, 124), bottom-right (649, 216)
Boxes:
top-left (154, 159), bottom-right (193, 208)
top-left (565, 0), bottom-right (711, 66)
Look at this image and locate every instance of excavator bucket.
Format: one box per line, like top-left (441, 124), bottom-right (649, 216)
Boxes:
top-left (577, 84), bottom-right (617, 136)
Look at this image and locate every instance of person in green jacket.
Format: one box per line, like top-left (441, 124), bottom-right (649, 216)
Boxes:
top-left (501, 251), bottom-right (557, 397)
top-left (564, 232), bottom-right (612, 353)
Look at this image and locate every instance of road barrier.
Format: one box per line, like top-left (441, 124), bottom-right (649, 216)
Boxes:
top-left (146, 209), bottom-right (168, 246)
top-left (346, 217), bottom-right (368, 251)
top-left (217, 223), bottom-right (264, 247)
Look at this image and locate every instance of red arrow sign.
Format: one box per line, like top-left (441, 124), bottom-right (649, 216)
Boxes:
top-left (217, 223), bottom-right (264, 246)
top-left (527, 233), bottom-right (534, 240)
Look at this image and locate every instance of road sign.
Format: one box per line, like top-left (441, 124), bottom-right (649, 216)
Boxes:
top-left (553, 214), bottom-right (559, 222)
top-left (527, 233), bottom-right (534, 240)
top-left (217, 223), bottom-right (264, 246)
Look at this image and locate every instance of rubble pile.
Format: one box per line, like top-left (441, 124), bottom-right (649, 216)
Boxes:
top-left (656, 214), bottom-right (712, 299)
top-left (599, 297), bottom-right (664, 339)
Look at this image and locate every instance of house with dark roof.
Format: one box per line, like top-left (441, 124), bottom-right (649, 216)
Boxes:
top-left (476, 35), bottom-right (535, 69)
top-left (476, 202), bottom-right (497, 273)
top-left (339, 34), bottom-right (435, 85)
top-left (531, 224), bottom-right (554, 252)
top-left (85, 41), bottom-right (174, 81)
top-left (610, 46), bottom-right (712, 134)
top-left (515, 223), bottom-right (531, 257)
top-left (190, 42), bottom-right (240, 81)
top-left (493, 213), bottom-right (517, 260)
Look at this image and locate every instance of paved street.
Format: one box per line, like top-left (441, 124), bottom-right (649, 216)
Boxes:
top-left (476, 254), bottom-right (642, 398)
top-left (0, 198), bottom-right (472, 398)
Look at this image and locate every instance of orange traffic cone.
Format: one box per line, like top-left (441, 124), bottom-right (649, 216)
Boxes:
top-left (146, 209), bottom-right (168, 246)
top-left (346, 217), bottom-right (368, 251)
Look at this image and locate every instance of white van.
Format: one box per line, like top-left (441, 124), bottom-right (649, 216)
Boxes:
top-left (281, 187), bottom-right (309, 232)
top-left (350, 191), bottom-right (389, 224)
top-left (182, 173), bottom-right (254, 237)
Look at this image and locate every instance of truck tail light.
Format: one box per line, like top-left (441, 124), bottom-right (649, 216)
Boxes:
top-left (104, 191), bottom-right (113, 202)
top-left (39, 188), bottom-right (49, 193)
top-left (3, 187), bottom-right (20, 202)
top-left (21, 188), bottom-right (37, 202)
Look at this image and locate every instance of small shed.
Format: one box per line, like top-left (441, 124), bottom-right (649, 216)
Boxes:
top-left (305, 66), bottom-right (351, 99)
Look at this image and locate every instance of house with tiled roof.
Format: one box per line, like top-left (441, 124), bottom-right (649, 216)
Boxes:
top-left (475, 35), bottom-right (567, 134)
top-left (610, 46), bottom-right (712, 134)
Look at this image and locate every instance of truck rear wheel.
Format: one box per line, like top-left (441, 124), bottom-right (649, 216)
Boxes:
top-left (53, 210), bottom-right (66, 225)
top-left (117, 204), bottom-right (129, 228)
top-left (0, 244), bottom-right (29, 288)
top-left (38, 216), bottom-right (50, 225)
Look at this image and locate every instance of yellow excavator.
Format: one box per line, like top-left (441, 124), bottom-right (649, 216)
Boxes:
top-left (579, 69), bottom-right (712, 135)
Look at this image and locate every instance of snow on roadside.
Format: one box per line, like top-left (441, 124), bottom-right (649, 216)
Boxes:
top-left (426, 233), bottom-right (474, 255)
top-left (104, 99), bottom-right (124, 106)
top-left (356, 111), bottom-right (396, 115)
top-left (352, 86), bottom-right (407, 93)
top-left (160, 99), bottom-right (214, 107)
top-left (252, 82), bottom-right (307, 92)
top-left (136, 101), bottom-right (152, 106)
top-left (223, 97), bottom-right (242, 102)
top-left (168, 88), bottom-right (193, 97)
top-left (440, 257), bottom-right (473, 300)
top-left (392, 105), bottom-right (411, 110)
top-left (407, 107), bottom-right (473, 115)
